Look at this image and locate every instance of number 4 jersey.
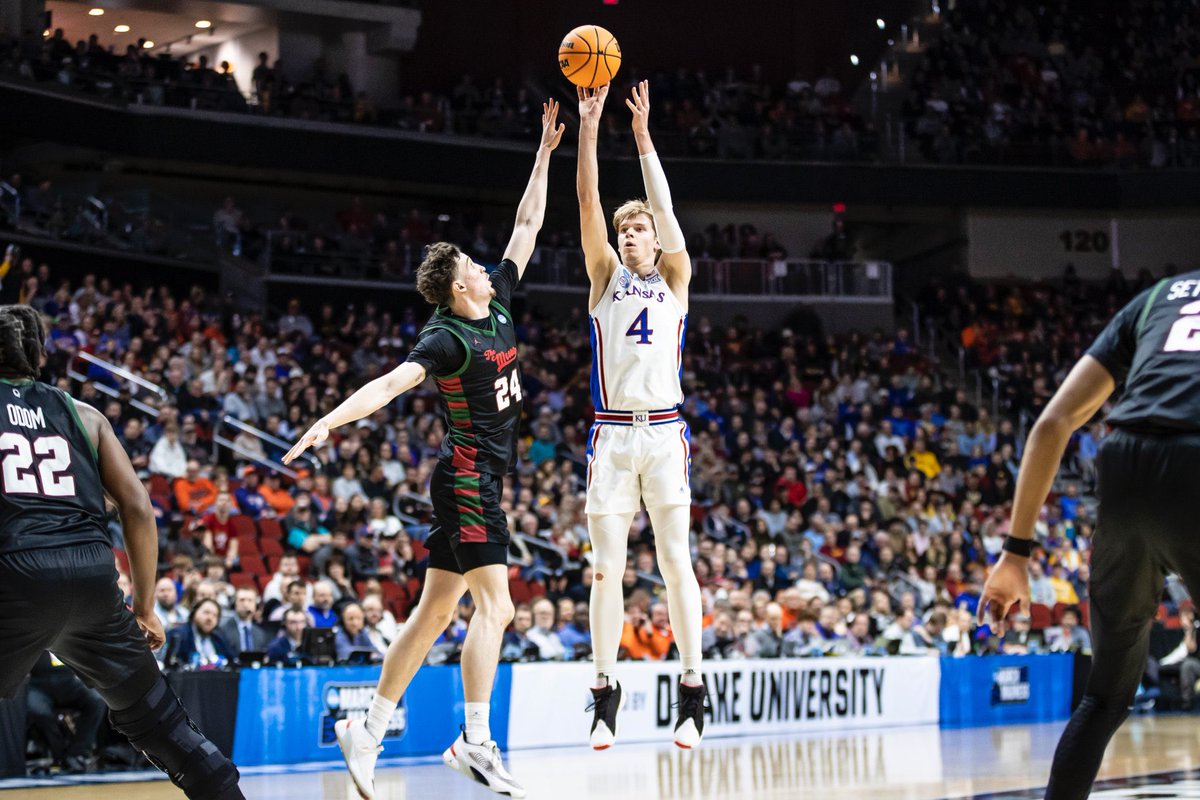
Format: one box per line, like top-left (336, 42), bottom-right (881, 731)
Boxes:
top-left (589, 265), bottom-right (686, 413)
top-left (407, 259), bottom-right (524, 476)
top-left (1088, 269), bottom-right (1200, 434)
top-left (0, 379), bottom-right (108, 555)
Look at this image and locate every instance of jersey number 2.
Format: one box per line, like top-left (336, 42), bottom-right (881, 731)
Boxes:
top-left (0, 433), bottom-right (76, 496)
top-left (494, 372), bottom-right (523, 411)
top-left (626, 307), bottom-right (654, 344)
top-left (1165, 300), bottom-right (1200, 352)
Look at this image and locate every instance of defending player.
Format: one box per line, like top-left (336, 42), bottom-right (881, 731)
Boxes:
top-left (980, 269), bottom-right (1200, 799)
top-left (0, 305), bottom-right (244, 799)
top-left (283, 100), bottom-right (565, 800)
top-left (576, 81), bottom-right (705, 750)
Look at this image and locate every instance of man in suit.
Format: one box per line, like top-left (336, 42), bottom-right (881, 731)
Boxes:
top-left (165, 599), bottom-right (234, 668)
top-left (218, 587), bottom-right (270, 658)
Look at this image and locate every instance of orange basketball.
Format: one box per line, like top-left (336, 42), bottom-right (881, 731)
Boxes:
top-left (558, 25), bottom-right (621, 88)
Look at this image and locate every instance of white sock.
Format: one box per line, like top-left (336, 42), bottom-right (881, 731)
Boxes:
top-left (589, 511), bottom-right (636, 690)
top-left (464, 702), bottom-right (490, 745)
top-left (648, 505), bottom-right (704, 676)
top-left (682, 670), bottom-right (703, 687)
top-left (365, 694), bottom-right (398, 743)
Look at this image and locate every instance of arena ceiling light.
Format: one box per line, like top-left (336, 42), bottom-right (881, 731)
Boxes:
top-left (114, 24), bottom-right (130, 32)
top-left (195, 20), bottom-right (211, 28)
top-left (876, 18), bottom-right (886, 29)
top-left (850, 54), bottom-right (860, 65)
top-left (142, 40), bottom-right (154, 48)
top-left (88, 8), bottom-right (105, 16)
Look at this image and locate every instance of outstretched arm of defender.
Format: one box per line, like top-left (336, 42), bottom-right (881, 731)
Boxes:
top-left (627, 81), bottom-right (691, 290)
top-left (503, 99), bottom-right (566, 277)
top-left (577, 85), bottom-right (619, 288)
top-left (283, 361), bottom-right (427, 464)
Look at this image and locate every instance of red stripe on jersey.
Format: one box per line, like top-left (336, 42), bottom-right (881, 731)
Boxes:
top-left (454, 488), bottom-right (481, 498)
top-left (446, 400), bottom-right (470, 409)
top-left (452, 445), bottom-right (479, 471)
top-left (678, 425), bottom-right (690, 486)
top-left (586, 426), bottom-right (602, 489)
top-left (460, 524), bottom-right (488, 543)
top-left (593, 318), bottom-right (610, 410)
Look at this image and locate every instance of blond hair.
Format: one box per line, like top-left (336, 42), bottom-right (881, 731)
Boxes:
top-left (611, 199), bottom-right (657, 235)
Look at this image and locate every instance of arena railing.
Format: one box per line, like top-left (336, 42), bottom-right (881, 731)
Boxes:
top-left (67, 351), bottom-right (170, 417)
top-left (261, 235), bottom-right (894, 300)
top-left (212, 415), bottom-right (321, 479)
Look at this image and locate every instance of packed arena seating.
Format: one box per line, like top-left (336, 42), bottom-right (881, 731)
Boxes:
top-left (0, 240), bottom-right (1140, 683)
top-left (0, 32), bottom-right (873, 161)
top-left (906, 0), bottom-right (1200, 167)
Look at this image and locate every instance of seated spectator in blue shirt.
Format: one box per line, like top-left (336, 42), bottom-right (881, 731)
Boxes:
top-left (556, 600), bottom-right (592, 657)
top-left (266, 607), bottom-right (310, 665)
top-left (235, 467), bottom-right (269, 520)
top-left (334, 602), bottom-right (383, 662)
top-left (308, 580), bottom-right (339, 628)
top-left (165, 599), bottom-right (233, 668)
top-left (501, 604), bottom-right (537, 661)
top-left (1059, 483), bottom-right (1082, 522)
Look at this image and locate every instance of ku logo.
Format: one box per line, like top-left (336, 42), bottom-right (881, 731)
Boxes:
top-left (497, 314), bottom-right (508, 325)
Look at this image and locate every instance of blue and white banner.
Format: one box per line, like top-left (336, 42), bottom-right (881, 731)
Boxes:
top-left (507, 657), bottom-right (941, 750)
top-left (939, 653), bottom-right (1073, 728)
top-left (232, 664), bottom-right (512, 767)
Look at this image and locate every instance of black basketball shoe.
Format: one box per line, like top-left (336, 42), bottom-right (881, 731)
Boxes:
top-left (674, 681), bottom-right (707, 749)
top-left (587, 681), bottom-right (625, 750)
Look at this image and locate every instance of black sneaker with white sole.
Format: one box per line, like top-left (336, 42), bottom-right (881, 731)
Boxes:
top-left (587, 681), bottom-right (625, 750)
top-left (674, 682), bottom-right (707, 748)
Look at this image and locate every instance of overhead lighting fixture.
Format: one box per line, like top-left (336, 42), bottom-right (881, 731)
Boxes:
top-left (195, 20), bottom-right (211, 29)
top-left (142, 40), bottom-right (154, 48)
top-left (876, 18), bottom-right (886, 29)
top-left (850, 54), bottom-right (860, 66)
top-left (114, 24), bottom-right (130, 33)
top-left (89, 8), bottom-right (105, 16)
top-left (43, 28), bottom-right (50, 37)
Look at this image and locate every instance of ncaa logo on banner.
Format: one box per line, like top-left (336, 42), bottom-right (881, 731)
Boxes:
top-left (991, 666), bottom-right (1031, 706)
top-left (318, 681), bottom-right (407, 746)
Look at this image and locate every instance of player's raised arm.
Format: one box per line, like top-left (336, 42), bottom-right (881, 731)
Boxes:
top-left (577, 84), bottom-right (620, 297)
top-left (627, 81), bottom-right (692, 294)
top-left (503, 99), bottom-right (565, 278)
top-left (283, 360), bottom-right (427, 464)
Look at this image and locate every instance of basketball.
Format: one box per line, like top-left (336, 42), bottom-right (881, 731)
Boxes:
top-left (558, 25), bottom-right (621, 88)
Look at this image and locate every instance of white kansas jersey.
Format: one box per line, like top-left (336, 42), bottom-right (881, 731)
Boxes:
top-left (589, 265), bottom-right (686, 412)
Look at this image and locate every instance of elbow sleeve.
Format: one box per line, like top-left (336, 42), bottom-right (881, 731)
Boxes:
top-left (639, 151), bottom-right (686, 253)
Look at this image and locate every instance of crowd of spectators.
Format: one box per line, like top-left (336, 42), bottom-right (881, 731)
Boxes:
top-left (0, 239), bottom-right (1126, 691)
top-left (1, 31), bottom-right (874, 161)
top-left (907, 0), bottom-right (1200, 167)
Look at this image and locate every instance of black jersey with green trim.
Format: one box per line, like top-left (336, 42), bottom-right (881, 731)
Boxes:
top-left (1087, 268), bottom-right (1200, 434)
top-left (0, 380), bottom-right (109, 554)
top-left (407, 264), bottom-right (523, 475)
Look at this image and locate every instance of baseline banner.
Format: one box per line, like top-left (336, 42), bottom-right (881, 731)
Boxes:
top-left (939, 653), bottom-right (1073, 728)
top-left (232, 664), bottom-right (512, 766)
top-left (507, 657), bottom-right (940, 750)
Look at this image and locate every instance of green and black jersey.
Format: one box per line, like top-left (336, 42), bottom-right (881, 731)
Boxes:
top-left (406, 259), bottom-right (524, 475)
top-left (0, 380), bottom-right (108, 555)
top-left (1088, 269), bottom-right (1200, 434)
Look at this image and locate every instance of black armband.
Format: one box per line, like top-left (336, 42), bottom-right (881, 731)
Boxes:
top-left (1002, 536), bottom-right (1035, 558)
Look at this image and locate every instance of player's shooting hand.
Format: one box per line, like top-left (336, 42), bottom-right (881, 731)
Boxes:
top-left (626, 80), bottom-right (650, 137)
top-left (283, 418), bottom-right (329, 464)
top-left (577, 84), bottom-right (610, 124)
top-left (977, 551), bottom-right (1031, 636)
top-left (136, 610), bottom-right (166, 651)
top-left (540, 99), bottom-right (566, 151)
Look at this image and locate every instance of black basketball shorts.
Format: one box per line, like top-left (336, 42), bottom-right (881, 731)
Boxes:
top-left (0, 541), bottom-right (161, 708)
top-left (424, 460), bottom-right (509, 574)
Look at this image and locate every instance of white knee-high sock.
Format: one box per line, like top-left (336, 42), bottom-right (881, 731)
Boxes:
top-left (588, 511), bottom-right (635, 687)
top-left (648, 504), bottom-right (703, 679)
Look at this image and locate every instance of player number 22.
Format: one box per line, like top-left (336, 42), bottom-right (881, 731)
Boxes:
top-left (1164, 300), bottom-right (1200, 352)
top-left (0, 432), bottom-right (76, 496)
top-left (494, 372), bottom-right (523, 411)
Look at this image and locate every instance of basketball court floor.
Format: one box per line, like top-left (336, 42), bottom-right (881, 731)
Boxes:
top-left (2, 716), bottom-right (1200, 799)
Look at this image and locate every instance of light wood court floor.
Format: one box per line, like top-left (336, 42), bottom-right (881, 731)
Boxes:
top-left (4, 716), bottom-right (1200, 799)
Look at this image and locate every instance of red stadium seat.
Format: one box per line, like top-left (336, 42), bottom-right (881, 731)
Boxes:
top-left (230, 515), bottom-right (257, 540)
top-left (411, 538), bottom-right (428, 562)
top-left (259, 538), bottom-right (284, 559)
top-left (1052, 603), bottom-right (1068, 624)
top-left (258, 518), bottom-right (284, 541)
top-left (297, 555), bottom-right (312, 577)
top-left (266, 555), bottom-right (281, 575)
top-left (382, 581), bottom-right (407, 607)
top-left (1079, 600), bottom-right (1090, 630)
top-left (240, 556), bottom-right (268, 576)
top-left (1030, 603), bottom-right (1053, 630)
top-left (229, 573), bottom-right (257, 591)
top-left (509, 578), bottom-right (532, 605)
top-left (112, 548), bottom-right (130, 575)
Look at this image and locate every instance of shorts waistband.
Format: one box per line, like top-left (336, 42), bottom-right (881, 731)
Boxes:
top-left (594, 408), bottom-right (681, 427)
